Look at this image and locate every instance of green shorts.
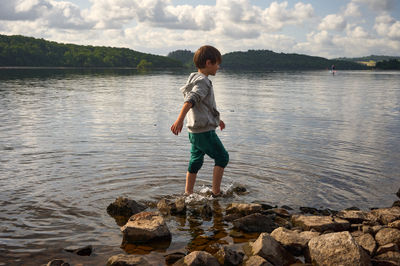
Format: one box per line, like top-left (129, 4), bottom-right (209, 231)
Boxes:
top-left (188, 130), bottom-right (229, 173)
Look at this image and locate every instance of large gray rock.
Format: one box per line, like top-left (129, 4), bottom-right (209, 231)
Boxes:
top-left (233, 213), bottom-right (277, 233)
top-left (107, 197), bottom-right (146, 218)
top-left (244, 255), bottom-right (273, 266)
top-left (121, 211), bottom-right (171, 243)
top-left (337, 209), bottom-right (369, 223)
top-left (226, 203), bottom-right (262, 216)
top-left (374, 228), bottom-right (400, 246)
top-left (173, 251), bottom-right (219, 266)
top-left (291, 215), bottom-right (350, 232)
top-left (214, 245), bottom-right (244, 266)
top-left (106, 254), bottom-right (151, 266)
top-left (270, 227), bottom-right (319, 255)
top-left (368, 207), bottom-right (400, 225)
top-left (308, 231), bottom-right (371, 266)
top-left (353, 233), bottom-right (377, 255)
top-left (251, 232), bottom-right (296, 266)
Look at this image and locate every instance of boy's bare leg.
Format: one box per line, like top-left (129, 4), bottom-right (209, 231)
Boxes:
top-left (185, 172), bottom-right (197, 195)
top-left (212, 166), bottom-right (224, 195)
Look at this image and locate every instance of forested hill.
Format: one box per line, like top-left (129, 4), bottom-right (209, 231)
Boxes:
top-left (168, 49), bottom-right (367, 70)
top-left (0, 34), bottom-right (182, 68)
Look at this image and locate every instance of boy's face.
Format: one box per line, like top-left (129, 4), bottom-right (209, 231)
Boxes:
top-left (205, 60), bottom-right (220, 76)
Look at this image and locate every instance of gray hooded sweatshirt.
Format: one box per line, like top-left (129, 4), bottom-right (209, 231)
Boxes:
top-left (180, 72), bottom-right (220, 133)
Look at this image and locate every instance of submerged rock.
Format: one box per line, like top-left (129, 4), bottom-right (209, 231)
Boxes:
top-left (64, 245), bottom-right (92, 256)
top-left (157, 197), bottom-right (186, 216)
top-left (226, 203), bottom-right (262, 216)
top-left (233, 213), bottom-right (277, 233)
top-left (165, 252), bottom-right (186, 265)
top-left (308, 231), bottom-right (371, 266)
top-left (106, 254), bottom-right (151, 266)
top-left (107, 197), bottom-right (147, 218)
top-left (173, 251), bottom-right (219, 266)
top-left (121, 211), bottom-right (171, 244)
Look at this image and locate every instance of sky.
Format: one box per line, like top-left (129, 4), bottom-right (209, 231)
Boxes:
top-left (0, 0), bottom-right (399, 58)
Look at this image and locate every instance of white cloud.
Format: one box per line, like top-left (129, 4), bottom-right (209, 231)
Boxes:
top-left (344, 2), bottom-right (361, 17)
top-left (374, 14), bottom-right (400, 40)
top-left (318, 14), bottom-right (347, 31)
top-left (352, 0), bottom-right (396, 12)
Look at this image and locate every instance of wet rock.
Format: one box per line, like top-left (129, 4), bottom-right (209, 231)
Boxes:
top-left (353, 233), bottom-right (377, 255)
top-left (291, 214), bottom-right (350, 232)
top-left (373, 251), bottom-right (400, 265)
top-left (271, 208), bottom-right (290, 217)
top-left (165, 252), bottom-right (186, 265)
top-left (233, 213), bottom-right (277, 233)
top-left (388, 220), bottom-right (400, 230)
top-left (270, 227), bottom-right (319, 255)
top-left (121, 211), bottom-right (171, 243)
top-left (157, 197), bottom-right (187, 216)
top-left (308, 231), bottom-right (371, 266)
top-left (173, 251), bottom-right (219, 266)
top-left (107, 197), bottom-right (147, 218)
top-left (374, 228), bottom-right (400, 246)
top-left (46, 259), bottom-right (70, 266)
top-left (64, 245), bottom-right (92, 256)
top-left (232, 185), bottom-right (247, 194)
top-left (368, 207), bottom-right (400, 225)
top-left (244, 255), bottom-right (273, 266)
top-left (201, 202), bottom-right (213, 219)
top-left (376, 244), bottom-right (399, 255)
top-left (215, 245), bottom-right (244, 266)
top-left (251, 232), bottom-right (296, 266)
top-left (337, 209), bottom-right (370, 224)
top-left (226, 203), bottom-right (262, 216)
top-left (106, 254), bottom-right (151, 266)
top-left (224, 213), bottom-right (243, 222)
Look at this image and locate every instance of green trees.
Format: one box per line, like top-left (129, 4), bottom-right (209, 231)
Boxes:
top-left (0, 34), bottom-right (182, 68)
top-left (376, 59), bottom-right (400, 70)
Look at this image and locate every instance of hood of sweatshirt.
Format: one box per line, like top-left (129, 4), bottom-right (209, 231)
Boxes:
top-left (180, 72), bottom-right (211, 95)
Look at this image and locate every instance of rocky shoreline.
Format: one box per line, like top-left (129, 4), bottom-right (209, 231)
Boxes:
top-left (47, 187), bottom-right (400, 266)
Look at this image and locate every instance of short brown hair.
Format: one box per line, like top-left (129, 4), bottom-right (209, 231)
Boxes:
top-left (193, 45), bottom-right (222, 69)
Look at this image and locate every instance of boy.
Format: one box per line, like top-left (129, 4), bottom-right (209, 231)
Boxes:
top-left (171, 45), bottom-right (229, 197)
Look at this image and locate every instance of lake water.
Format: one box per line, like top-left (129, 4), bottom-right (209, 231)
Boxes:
top-left (0, 69), bottom-right (399, 265)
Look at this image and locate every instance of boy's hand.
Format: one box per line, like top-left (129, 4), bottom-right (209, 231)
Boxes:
top-left (219, 120), bottom-right (225, 131)
top-left (171, 120), bottom-right (184, 135)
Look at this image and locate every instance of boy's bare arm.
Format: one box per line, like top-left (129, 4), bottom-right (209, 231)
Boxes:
top-left (171, 101), bottom-right (193, 135)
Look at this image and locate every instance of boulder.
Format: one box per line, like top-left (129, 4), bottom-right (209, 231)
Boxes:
top-left (270, 227), bottom-right (319, 255)
top-left (173, 251), bottom-right (219, 266)
top-left (374, 228), bottom-right (400, 246)
top-left (157, 197), bottom-right (186, 215)
top-left (214, 245), bottom-right (244, 266)
top-left (244, 255), bottom-right (273, 266)
top-left (233, 213), bottom-right (277, 233)
top-left (226, 203), bottom-right (262, 216)
top-left (337, 209), bottom-right (369, 223)
top-left (308, 231), bottom-right (371, 266)
top-left (106, 254), bottom-right (151, 266)
top-left (107, 197), bottom-right (146, 218)
top-left (368, 207), bottom-right (400, 225)
top-left (291, 215), bottom-right (350, 232)
top-left (251, 232), bottom-right (296, 266)
top-left (353, 233), bottom-right (377, 255)
top-left (373, 251), bottom-right (400, 265)
top-left (121, 212), bottom-right (171, 243)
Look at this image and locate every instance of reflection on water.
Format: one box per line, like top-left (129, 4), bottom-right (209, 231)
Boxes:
top-left (0, 69), bottom-right (399, 265)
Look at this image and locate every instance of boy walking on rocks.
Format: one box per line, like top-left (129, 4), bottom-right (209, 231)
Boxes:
top-left (171, 45), bottom-right (229, 196)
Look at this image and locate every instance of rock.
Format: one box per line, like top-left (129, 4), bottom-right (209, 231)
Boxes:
top-left (201, 202), bottom-right (213, 219)
top-left (214, 245), bottom-right (244, 266)
top-left (368, 207), bottom-right (400, 225)
top-left (353, 233), bottom-right (377, 255)
top-left (375, 228), bottom-right (400, 246)
top-left (251, 232), bottom-right (296, 266)
top-left (106, 254), bottom-right (151, 266)
top-left (291, 215), bottom-right (350, 232)
top-left (226, 203), bottom-right (262, 216)
top-left (64, 245), bottom-right (92, 256)
top-left (270, 227), bottom-right (319, 255)
top-left (371, 259), bottom-right (399, 266)
top-left (388, 220), bottom-right (400, 230)
top-left (157, 197), bottom-right (186, 216)
top-left (107, 197), bottom-right (146, 218)
top-left (173, 251), bottom-right (219, 266)
top-left (233, 185), bottom-right (247, 194)
top-left (271, 208), bottom-right (290, 217)
top-left (274, 216), bottom-right (291, 228)
top-left (224, 213), bottom-right (243, 222)
top-left (337, 209), bottom-right (369, 224)
top-left (46, 259), bottom-right (70, 266)
top-left (376, 244), bottom-right (399, 255)
top-left (373, 251), bottom-right (400, 265)
top-left (233, 213), bottom-right (277, 233)
top-left (363, 225), bottom-right (383, 235)
top-left (121, 211), bottom-right (171, 243)
top-left (392, 201), bottom-right (400, 208)
top-left (308, 231), bottom-right (371, 266)
top-left (396, 188), bottom-right (400, 199)
top-left (165, 252), bottom-right (186, 265)
top-left (244, 255), bottom-right (273, 266)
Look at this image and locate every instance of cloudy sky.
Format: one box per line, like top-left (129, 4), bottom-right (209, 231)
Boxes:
top-left (1, 0), bottom-right (399, 58)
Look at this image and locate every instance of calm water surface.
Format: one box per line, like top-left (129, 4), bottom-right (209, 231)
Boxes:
top-left (0, 69), bottom-right (399, 265)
